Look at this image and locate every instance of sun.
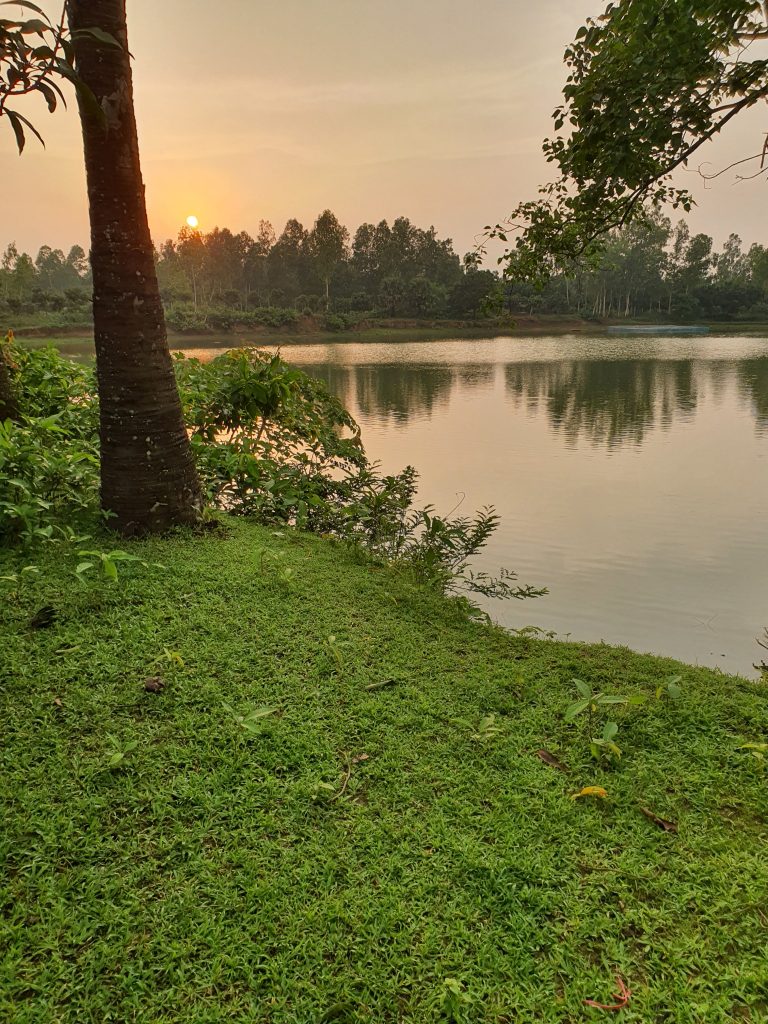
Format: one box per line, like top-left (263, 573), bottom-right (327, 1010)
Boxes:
top-left (186, 215), bottom-right (199, 229)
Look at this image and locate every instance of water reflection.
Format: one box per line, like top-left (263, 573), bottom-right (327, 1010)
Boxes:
top-left (200, 333), bottom-right (768, 676)
top-left (505, 359), bottom-right (700, 448)
top-left (295, 362), bottom-right (457, 425)
top-left (296, 354), bottom-right (768, 447)
top-left (739, 358), bottom-right (768, 433)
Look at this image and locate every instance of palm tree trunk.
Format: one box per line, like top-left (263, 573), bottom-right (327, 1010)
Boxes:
top-left (0, 341), bottom-right (19, 422)
top-left (68, 0), bottom-right (202, 535)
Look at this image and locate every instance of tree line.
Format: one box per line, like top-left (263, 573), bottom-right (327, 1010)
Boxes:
top-left (501, 214), bottom-right (768, 322)
top-left (1, 212), bottom-right (500, 323)
top-left (5, 211), bottom-right (768, 328)
top-left (155, 211), bottom-right (498, 318)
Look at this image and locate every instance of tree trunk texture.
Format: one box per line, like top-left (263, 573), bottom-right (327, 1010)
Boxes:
top-left (68, 0), bottom-right (202, 535)
top-left (0, 343), bottom-right (20, 422)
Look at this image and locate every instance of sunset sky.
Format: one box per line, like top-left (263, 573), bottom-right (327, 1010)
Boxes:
top-left (3, 0), bottom-right (767, 259)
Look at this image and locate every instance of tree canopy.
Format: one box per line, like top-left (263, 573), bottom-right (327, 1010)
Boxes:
top-left (492, 0), bottom-right (768, 279)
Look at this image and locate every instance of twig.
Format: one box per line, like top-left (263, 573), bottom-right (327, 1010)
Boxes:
top-left (584, 975), bottom-right (631, 1011)
top-left (329, 752), bottom-right (352, 802)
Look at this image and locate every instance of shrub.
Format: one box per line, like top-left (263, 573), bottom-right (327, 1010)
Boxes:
top-left (175, 348), bottom-right (542, 602)
top-left (0, 343), bottom-right (98, 546)
top-left (2, 341), bottom-right (541, 607)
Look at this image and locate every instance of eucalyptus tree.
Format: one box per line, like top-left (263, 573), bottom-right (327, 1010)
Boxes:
top-left (1, 1), bottom-right (202, 533)
top-left (308, 210), bottom-right (349, 303)
top-left (492, 0), bottom-right (768, 278)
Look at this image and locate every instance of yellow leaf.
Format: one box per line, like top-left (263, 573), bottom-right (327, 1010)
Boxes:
top-left (570, 786), bottom-right (608, 801)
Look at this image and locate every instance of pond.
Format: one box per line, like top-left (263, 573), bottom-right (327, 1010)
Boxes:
top-left (256, 332), bottom-right (767, 679)
top-left (53, 329), bottom-right (768, 677)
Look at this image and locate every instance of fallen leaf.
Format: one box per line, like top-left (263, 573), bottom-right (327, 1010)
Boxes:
top-left (29, 605), bottom-right (57, 629)
top-left (143, 676), bottom-right (165, 693)
top-left (571, 786), bottom-right (608, 801)
top-left (584, 974), bottom-right (631, 1011)
top-left (350, 753), bottom-right (370, 765)
top-left (639, 806), bottom-right (678, 833)
top-left (535, 749), bottom-right (569, 773)
top-left (53, 697), bottom-right (63, 707)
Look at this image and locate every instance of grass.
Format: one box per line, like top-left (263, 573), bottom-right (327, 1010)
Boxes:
top-left (1, 519), bottom-right (767, 1023)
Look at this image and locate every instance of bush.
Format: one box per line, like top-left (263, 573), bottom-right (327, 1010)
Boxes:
top-left (2, 342), bottom-right (541, 606)
top-left (0, 343), bottom-right (98, 546)
top-left (175, 348), bottom-right (543, 602)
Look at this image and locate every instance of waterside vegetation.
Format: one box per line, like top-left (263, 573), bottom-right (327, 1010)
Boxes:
top-left (2, 517), bottom-right (767, 1022)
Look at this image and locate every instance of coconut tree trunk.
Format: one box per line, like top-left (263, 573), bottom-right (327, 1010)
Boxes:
top-left (0, 341), bottom-right (20, 422)
top-left (68, 0), bottom-right (202, 535)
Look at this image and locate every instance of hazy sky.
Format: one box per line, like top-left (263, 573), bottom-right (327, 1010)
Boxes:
top-left (2, 0), bottom-right (767, 259)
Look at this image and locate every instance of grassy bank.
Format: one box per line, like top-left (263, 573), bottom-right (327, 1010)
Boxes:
top-left (1, 519), bottom-right (767, 1022)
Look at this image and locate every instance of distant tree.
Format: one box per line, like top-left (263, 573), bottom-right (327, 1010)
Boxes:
top-left (175, 226), bottom-right (206, 309)
top-left (379, 275), bottom-right (405, 318)
top-left (11, 251), bottom-right (35, 300)
top-left (714, 233), bottom-right (749, 283)
top-left (449, 268), bottom-right (498, 317)
top-left (748, 243), bottom-right (768, 291)
top-left (242, 220), bottom-right (275, 306)
top-left (491, 0), bottom-right (768, 278)
top-left (201, 227), bottom-right (253, 305)
top-left (268, 219), bottom-right (310, 301)
top-left (308, 210), bottom-right (349, 302)
top-left (66, 244), bottom-right (90, 280)
top-left (1, 243), bottom-right (18, 300)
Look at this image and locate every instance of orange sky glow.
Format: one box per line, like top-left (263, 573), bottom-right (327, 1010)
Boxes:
top-left (2, 0), bottom-right (766, 259)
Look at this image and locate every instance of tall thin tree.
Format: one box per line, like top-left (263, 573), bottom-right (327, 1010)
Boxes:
top-left (67, 0), bottom-right (202, 534)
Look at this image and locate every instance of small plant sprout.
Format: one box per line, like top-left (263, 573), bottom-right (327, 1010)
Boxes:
top-left (471, 714), bottom-right (503, 742)
top-left (656, 674), bottom-right (683, 700)
top-left (104, 736), bottom-right (138, 770)
top-left (590, 720), bottom-right (621, 761)
top-left (0, 564), bottom-right (39, 588)
top-left (151, 647), bottom-right (185, 669)
top-left (75, 549), bottom-right (158, 583)
top-left (310, 780), bottom-right (337, 803)
top-left (324, 635), bottom-right (346, 675)
top-left (564, 678), bottom-right (631, 762)
top-left (439, 978), bottom-right (472, 1021)
top-left (256, 546), bottom-right (296, 585)
top-left (222, 703), bottom-right (279, 736)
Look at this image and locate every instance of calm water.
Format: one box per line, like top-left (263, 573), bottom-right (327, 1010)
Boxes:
top-left (254, 333), bottom-right (768, 679)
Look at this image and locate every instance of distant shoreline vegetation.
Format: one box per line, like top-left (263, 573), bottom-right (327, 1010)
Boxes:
top-left (3, 210), bottom-right (768, 335)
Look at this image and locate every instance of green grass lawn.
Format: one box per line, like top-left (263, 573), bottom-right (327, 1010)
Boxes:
top-left (1, 520), bottom-right (767, 1022)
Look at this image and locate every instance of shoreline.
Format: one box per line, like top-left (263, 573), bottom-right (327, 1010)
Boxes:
top-left (11, 314), bottom-right (768, 349)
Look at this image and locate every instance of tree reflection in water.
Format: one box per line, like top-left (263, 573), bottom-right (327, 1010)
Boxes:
top-left (293, 353), bottom-right (768, 446)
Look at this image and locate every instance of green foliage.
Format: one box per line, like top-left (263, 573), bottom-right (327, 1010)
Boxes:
top-left (377, 503), bottom-right (547, 602)
top-left (75, 549), bottom-right (155, 583)
top-left (1, 521), bottom-right (766, 1021)
top-left (164, 304), bottom-right (302, 333)
top-left (0, 4), bottom-right (119, 154)
top-left (3, 341), bottom-right (537, 609)
top-left (565, 675), bottom-right (685, 764)
top-left (103, 735), bottom-right (138, 771)
top-left (176, 347), bottom-right (538, 603)
top-left (0, 341), bottom-right (98, 546)
top-left (490, 1), bottom-right (768, 279)
top-left (221, 702), bottom-right (280, 737)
